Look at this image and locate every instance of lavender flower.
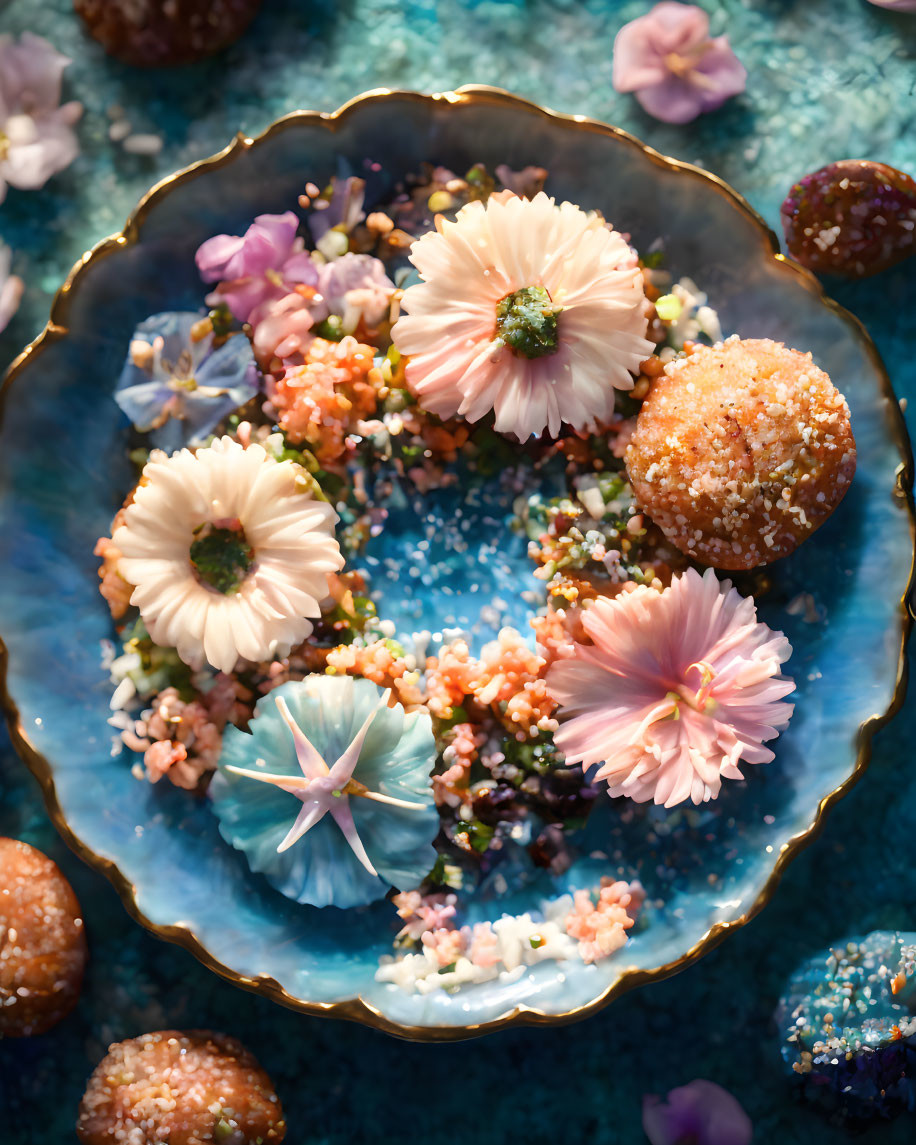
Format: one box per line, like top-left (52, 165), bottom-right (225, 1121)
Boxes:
top-left (115, 311), bottom-right (260, 452)
top-left (309, 176), bottom-right (366, 253)
top-left (195, 212), bottom-right (319, 323)
top-left (317, 253), bottom-right (395, 333)
top-left (0, 242), bottom-right (23, 333)
top-left (642, 1080), bottom-right (752, 1145)
top-left (0, 33), bottom-right (83, 203)
top-left (613, 2), bottom-right (746, 125)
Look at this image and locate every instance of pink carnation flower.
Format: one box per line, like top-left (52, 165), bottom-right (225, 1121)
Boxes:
top-left (613, 2), bottom-right (746, 125)
top-left (196, 212), bottom-right (321, 323)
top-left (547, 568), bottom-right (794, 808)
top-left (0, 33), bottom-right (83, 204)
top-left (392, 192), bottom-right (653, 441)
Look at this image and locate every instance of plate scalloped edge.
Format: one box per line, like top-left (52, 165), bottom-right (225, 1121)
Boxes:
top-left (1, 84), bottom-right (913, 1042)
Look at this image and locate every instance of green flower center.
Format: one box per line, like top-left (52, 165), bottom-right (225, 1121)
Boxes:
top-left (0, 132), bottom-right (8, 161)
top-left (190, 522), bottom-right (254, 595)
top-left (495, 286), bottom-right (562, 359)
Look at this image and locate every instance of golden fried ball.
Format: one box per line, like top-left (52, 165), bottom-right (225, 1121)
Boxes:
top-left (76, 1030), bottom-right (286, 1145)
top-left (0, 837), bottom-right (87, 1037)
top-left (625, 337), bottom-right (856, 570)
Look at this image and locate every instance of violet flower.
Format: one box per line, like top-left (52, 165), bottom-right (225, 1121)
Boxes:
top-left (317, 253), bottom-right (395, 333)
top-left (115, 311), bottom-right (261, 452)
top-left (309, 176), bottom-right (366, 256)
top-left (195, 211), bottom-right (319, 323)
top-left (642, 1080), bottom-right (752, 1145)
top-left (613, 2), bottom-right (746, 124)
top-left (0, 33), bottom-right (83, 203)
top-left (0, 242), bottom-right (23, 333)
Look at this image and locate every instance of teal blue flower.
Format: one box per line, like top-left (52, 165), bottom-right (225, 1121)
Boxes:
top-left (210, 676), bottom-right (440, 909)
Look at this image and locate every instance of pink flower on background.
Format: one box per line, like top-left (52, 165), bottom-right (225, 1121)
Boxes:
top-left (867, 0), bottom-right (916, 9)
top-left (643, 1080), bottom-right (752, 1145)
top-left (547, 568), bottom-right (794, 808)
top-left (0, 242), bottom-right (24, 332)
top-left (0, 33), bottom-right (82, 203)
top-left (613, 2), bottom-right (746, 124)
top-left (196, 212), bottom-right (320, 322)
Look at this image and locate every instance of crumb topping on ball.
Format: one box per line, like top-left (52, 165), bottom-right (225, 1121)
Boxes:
top-left (624, 336), bottom-right (856, 570)
top-left (76, 1029), bottom-right (286, 1145)
top-left (0, 837), bottom-right (87, 1037)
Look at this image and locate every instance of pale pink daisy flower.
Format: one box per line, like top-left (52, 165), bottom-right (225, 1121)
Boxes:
top-left (546, 568), bottom-right (794, 808)
top-left (391, 192), bottom-right (654, 441)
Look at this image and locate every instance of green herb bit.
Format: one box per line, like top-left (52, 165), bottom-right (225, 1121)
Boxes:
top-left (189, 525), bottom-right (254, 595)
top-left (495, 286), bottom-right (561, 360)
top-left (313, 314), bottom-right (345, 342)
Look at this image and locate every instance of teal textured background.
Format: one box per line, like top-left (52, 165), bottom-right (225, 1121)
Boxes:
top-left (1, 0), bottom-right (915, 1141)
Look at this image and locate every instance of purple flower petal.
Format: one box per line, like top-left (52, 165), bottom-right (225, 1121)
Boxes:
top-left (642, 1080), bottom-right (752, 1145)
top-left (612, 2), bottom-right (744, 123)
top-left (635, 74), bottom-right (707, 124)
top-left (0, 32), bottom-right (70, 113)
top-left (196, 233), bottom-right (247, 282)
top-left (693, 37), bottom-right (748, 107)
top-left (0, 243), bottom-right (23, 333)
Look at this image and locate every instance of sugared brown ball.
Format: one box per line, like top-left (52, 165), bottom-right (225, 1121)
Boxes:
top-left (0, 837), bottom-right (87, 1037)
top-left (76, 1030), bottom-right (286, 1144)
top-left (74, 0), bottom-right (263, 67)
top-left (625, 337), bottom-right (856, 570)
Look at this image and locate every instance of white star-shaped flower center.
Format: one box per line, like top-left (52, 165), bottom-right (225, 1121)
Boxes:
top-left (226, 691), bottom-right (424, 877)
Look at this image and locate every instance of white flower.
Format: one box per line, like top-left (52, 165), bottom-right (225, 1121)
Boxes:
top-left (114, 437), bottom-right (344, 673)
top-left (0, 33), bottom-right (83, 204)
top-left (392, 192), bottom-right (654, 441)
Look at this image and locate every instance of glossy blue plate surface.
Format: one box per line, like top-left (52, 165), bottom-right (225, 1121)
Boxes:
top-left (0, 88), bottom-right (911, 1038)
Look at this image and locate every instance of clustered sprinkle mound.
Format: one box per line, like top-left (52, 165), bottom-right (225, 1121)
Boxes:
top-left (0, 837), bottom-right (87, 1037)
top-left (76, 1030), bottom-right (286, 1145)
top-left (93, 159), bottom-right (854, 991)
top-left (626, 336), bottom-right (855, 569)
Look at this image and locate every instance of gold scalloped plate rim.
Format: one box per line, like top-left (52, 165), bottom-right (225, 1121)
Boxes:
top-left (1, 85), bottom-right (913, 1042)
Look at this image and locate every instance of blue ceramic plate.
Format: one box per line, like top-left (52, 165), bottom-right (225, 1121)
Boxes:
top-left (1, 88), bottom-right (912, 1039)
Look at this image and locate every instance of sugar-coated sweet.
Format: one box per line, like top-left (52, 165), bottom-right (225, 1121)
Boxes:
top-left (0, 837), bottom-right (87, 1037)
top-left (625, 337), bottom-right (856, 570)
top-left (74, 0), bottom-right (263, 66)
top-left (76, 1030), bottom-right (286, 1144)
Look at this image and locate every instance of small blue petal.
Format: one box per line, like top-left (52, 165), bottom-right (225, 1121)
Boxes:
top-left (210, 676), bottom-right (440, 910)
top-left (114, 311), bottom-right (261, 452)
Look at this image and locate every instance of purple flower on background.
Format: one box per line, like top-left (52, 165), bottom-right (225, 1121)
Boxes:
top-left (0, 32), bottom-right (83, 204)
top-left (0, 242), bottom-right (24, 333)
top-left (613, 2), bottom-right (746, 124)
top-left (115, 311), bottom-right (261, 452)
top-left (642, 1080), bottom-right (752, 1145)
top-left (195, 211), bottom-right (319, 322)
top-left (317, 253), bottom-right (395, 332)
